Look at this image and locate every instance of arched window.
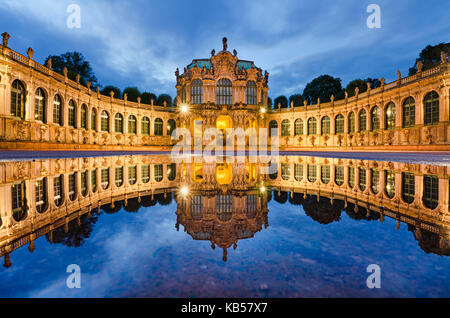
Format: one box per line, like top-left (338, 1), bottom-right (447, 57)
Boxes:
top-left (217, 195), bottom-right (232, 221)
top-left (335, 166), bottom-right (344, 186)
top-left (423, 175), bottom-right (438, 209)
top-left (348, 166), bottom-right (355, 188)
top-left (359, 167), bottom-right (366, 191)
top-left (348, 112), bottom-right (355, 133)
top-left (370, 106), bottom-right (380, 131)
top-left (269, 162), bottom-right (278, 180)
top-left (80, 104), bottom-right (87, 129)
top-left (246, 81), bottom-right (257, 105)
top-left (281, 163), bottom-right (290, 180)
top-left (307, 164), bottom-right (317, 182)
top-left (402, 97), bottom-right (415, 128)
top-left (53, 94), bottom-right (63, 126)
top-left (335, 114), bottom-right (344, 134)
top-left (115, 167), bottom-right (124, 187)
top-left (91, 169), bottom-right (98, 193)
top-left (167, 119), bottom-right (176, 136)
top-left (114, 113), bottom-right (123, 133)
top-left (321, 165), bottom-right (330, 184)
top-left (101, 168), bottom-right (110, 189)
top-left (54, 175), bottom-right (63, 206)
top-left (269, 120), bottom-right (278, 137)
top-left (68, 173), bottom-right (77, 201)
top-left (308, 117), bottom-right (317, 135)
top-left (385, 102), bottom-right (396, 130)
top-left (128, 115), bottom-right (137, 134)
top-left (141, 165), bottom-right (150, 183)
top-left (141, 117), bottom-right (150, 135)
top-left (68, 100), bottom-right (76, 128)
top-left (81, 171), bottom-right (88, 197)
top-left (385, 170), bottom-right (395, 198)
top-left (294, 119), bottom-right (303, 135)
top-left (154, 164), bottom-right (163, 182)
top-left (217, 78), bottom-right (232, 105)
top-left (281, 119), bottom-right (290, 136)
top-left (423, 91), bottom-right (439, 126)
top-left (181, 85), bottom-right (186, 103)
top-left (101, 111), bottom-right (110, 132)
top-left (35, 88), bottom-right (46, 123)
top-left (371, 169), bottom-right (380, 194)
top-left (128, 166), bottom-right (137, 185)
top-left (35, 177), bottom-right (47, 213)
top-left (294, 164), bottom-right (303, 181)
top-left (401, 172), bottom-right (415, 204)
top-left (11, 80), bottom-right (26, 119)
top-left (359, 109), bottom-right (367, 132)
top-left (190, 79), bottom-right (203, 104)
top-left (321, 116), bottom-right (330, 135)
top-left (154, 118), bottom-right (163, 136)
top-left (167, 163), bottom-right (176, 181)
top-left (91, 108), bottom-right (97, 131)
top-left (12, 182), bottom-right (27, 222)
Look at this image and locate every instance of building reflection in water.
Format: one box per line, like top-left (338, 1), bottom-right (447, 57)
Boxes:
top-left (0, 154), bottom-right (449, 267)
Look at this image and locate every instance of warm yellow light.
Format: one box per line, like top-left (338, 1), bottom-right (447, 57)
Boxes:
top-left (180, 186), bottom-right (189, 196)
top-left (260, 107), bottom-right (266, 114)
top-left (180, 104), bottom-right (188, 113)
top-left (260, 186), bottom-right (266, 192)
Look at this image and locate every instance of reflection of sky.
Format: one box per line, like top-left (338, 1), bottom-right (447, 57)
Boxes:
top-left (0, 198), bottom-right (449, 298)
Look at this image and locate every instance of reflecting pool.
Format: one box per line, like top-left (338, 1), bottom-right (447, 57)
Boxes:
top-left (0, 153), bottom-right (449, 297)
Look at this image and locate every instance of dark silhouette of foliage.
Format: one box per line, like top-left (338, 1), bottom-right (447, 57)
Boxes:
top-left (123, 87), bottom-right (141, 102)
top-left (409, 42), bottom-right (450, 75)
top-left (141, 92), bottom-right (157, 104)
top-left (44, 52), bottom-right (98, 86)
top-left (101, 85), bottom-right (121, 98)
top-left (273, 96), bottom-right (289, 109)
top-left (156, 94), bottom-right (172, 107)
top-left (289, 94), bottom-right (304, 107)
top-left (302, 75), bottom-right (345, 105)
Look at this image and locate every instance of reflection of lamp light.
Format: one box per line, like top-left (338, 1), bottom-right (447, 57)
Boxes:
top-left (260, 186), bottom-right (266, 193)
top-left (260, 107), bottom-right (266, 114)
top-left (386, 109), bottom-right (392, 116)
top-left (180, 186), bottom-right (189, 197)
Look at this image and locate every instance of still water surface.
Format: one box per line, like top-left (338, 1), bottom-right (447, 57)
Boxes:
top-left (0, 153), bottom-right (449, 297)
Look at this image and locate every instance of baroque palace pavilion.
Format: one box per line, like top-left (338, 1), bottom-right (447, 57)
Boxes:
top-left (0, 33), bottom-right (449, 151)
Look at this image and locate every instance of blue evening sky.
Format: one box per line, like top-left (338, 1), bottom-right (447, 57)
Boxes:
top-left (0, 0), bottom-right (448, 98)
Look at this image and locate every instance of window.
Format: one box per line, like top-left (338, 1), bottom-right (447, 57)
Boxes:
top-left (115, 113), bottom-right (123, 133)
top-left (154, 164), bottom-right (163, 182)
top-left (217, 195), bottom-right (232, 221)
top-left (101, 111), bottom-right (110, 132)
top-left (68, 173), bottom-right (77, 201)
top-left (54, 175), bottom-right (63, 206)
top-left (371, 169), bottom-right (380, 194)
top-left (281, 163), bottom-right (290, 180)
top-left (141, 165), bottom-right (150, 183)
top-left (359, 109), bottom-right (367, 132)
top-left (81, 171), bottom-right (88, 197)
top-left (359, 168), bottom-right (366, 191)
top-left (181, 85), bottom-right (186, 103)
top-left (154, 118), bottom-right (163, 136)
top-left (281, 120), bottom-right (290, 137)
top-left (80, 104), bottom-right (87, 129)
top-left (370, 106), bottom-right (380, 131)
top-left (307, 164), bottom-right (317, 182)
top-left (246, 81), bottom-right (257, 105)
top-left (91, 108), bottom-right (97, 131)
top-left (294, 164), bottom-right (303, 181)
top-left (423, 175), bottom-right (438, 209)
top-left (269, 120), bottom-right (278, 137)
top-left (402, 172), bottom-right (415, 204)
top-left (335, 114), bottom-right (344, 134)
top-left (68, 100), bottom-right (76, 128)
top-left (191, 196), bottom-right (203, 218)
top-left (321, 165), bottom-right (330, 184)
top-left (402, 97), bottom-right (415, 128)
top-left (294, 119), bottom-right (303, 135)
top-left (12, 182), bottom-right (26, 221)
top-left (348, 166), bottom-right (355, 188)
top-left (246, 195), bottom-right (257, 216)
top-left (385, 102), bottom-right (396, 130)
top-left (115, 167), bottom-right (124, 187)
top-left (101, 168), bottom-right (110, 190)
top-left (141, 117), bottom-right (150, 135)
top-left (269, 162), bottom-right (278, 180)
top-left (308, 118), bottom-right (317, 135)
top-left (348, 112), bottom-right (355, 133)
top-left (385, 170), bottom-right (395, 198)
top-left (335, 166), bottom-right (344, 186)
top-left (217, 78), bottom-right (232, 105)
top-left (53, 95), bottom-right (63, 126)
top-left (191, 79), bottom-right (203, 104)
top-left (167, 119), bottom-right (176, 136)
top-left (424, 91), bottom-right (439, 126)
top-left (321, 116), bottom-right (330, 135)
top-left (35, 178), bottom-right (47, 213)
top-left (167, 163), bottom-right (176, 181)
top-left (35, 88), bottom-right (46, 123)
top-left (128, 115), bottom-right (137, 134)
top-left (128, 166), bottom-right (137, 185)
top-left (11, 80), bottom-right (25, 119)
top-left (91, 169), bottom-right (97, 193)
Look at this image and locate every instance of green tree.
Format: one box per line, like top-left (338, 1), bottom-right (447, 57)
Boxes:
top-left (100, 86), bottom-right (121, 98)
top-left (156, 94), bottom-right (172, 107)
top-left (302, 75), bottom-right (344, 105)
top-left (267, 97), bottom-right (273, 108)
top-left (141, 92), bottom-right (157, 105)
top-left (44, 52), bottom-right (98, 86)
top-left (345, 78), bottom-right (380, 97)
top-left (123, 87), bottom-right (141, 102)
top-left (274, 95), bottom-right (288, 109)
top-left (409, 42), bottom-right (450, 75)
top-left (289, 94), bottom-right (304, 106)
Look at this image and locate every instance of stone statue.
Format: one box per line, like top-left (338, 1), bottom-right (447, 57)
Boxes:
top-left (1, 32), bottom-right (10, 48)
top-left (175, 68), bottom-right (179, 77)
top-left (397, 70), bottom-right (401, 80)
top-left (233, 49), bottom-right (237, 56)
top-left (441, 51), bottom-right (447, 63)
top-left (27, 47), bottom-right (34, 60)
top-left (211, 49), bottom-right (215, 56)
top-left (222, 37), bottom-right (228, 51)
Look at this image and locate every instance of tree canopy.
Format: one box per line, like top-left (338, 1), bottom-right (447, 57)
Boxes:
top-left (123, 87), bottom-right (141, 102)
top-left (100, 86), bottom-right (121, 98)
top-left (141, 92), bottom-right (157, 105)
top-left (157, 94), bottom-right (172, 107)
top-left (273, 95), bottom-right (288, 109)
top-left (345, 78), bottom-right (381, 97)
top-left (302, 75), bottom-right (344, 105)
top-left (409, 42), bottom-right (450, 75)
top-left (45, 52), bottom-right (98, 87)
top-left (289, 94), bottom-right (304, 106)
